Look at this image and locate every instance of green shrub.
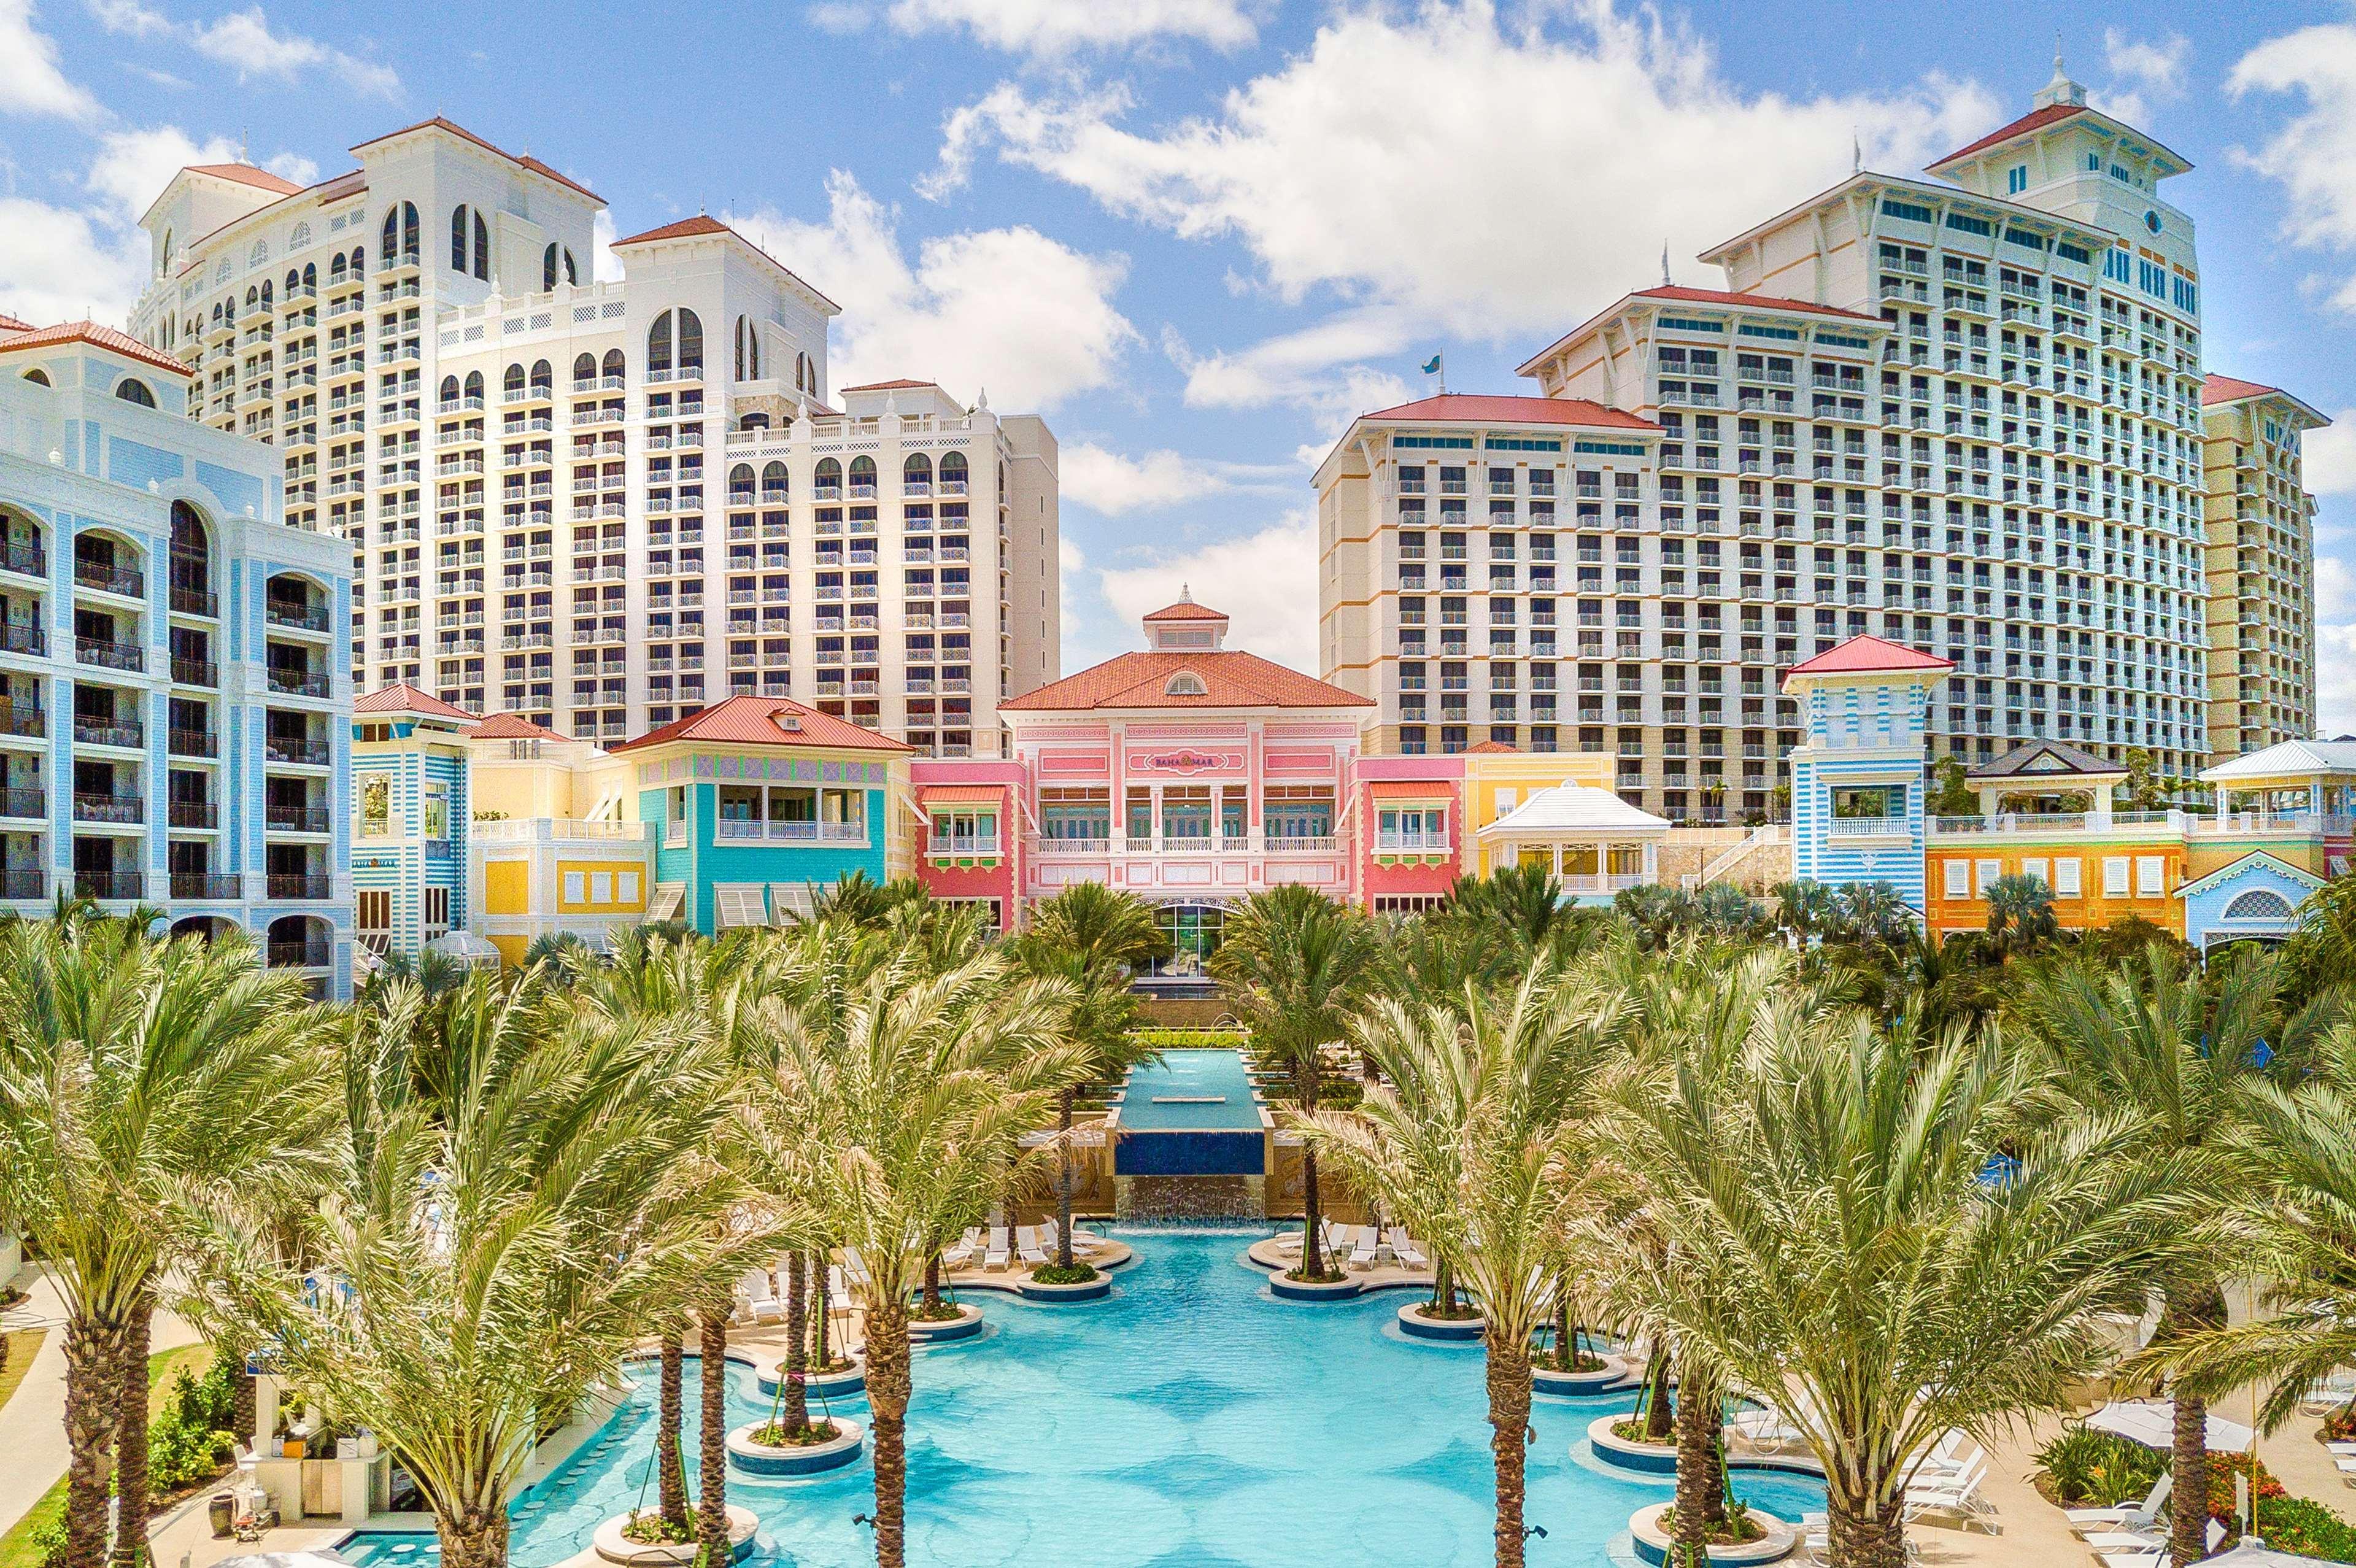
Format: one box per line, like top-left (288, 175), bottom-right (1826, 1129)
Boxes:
top-left (1030, 1262), bottom-right (1099, 1286)
top-left (1132, 1028), bottom-right (1247, 1049)
top-left (145, 1359), bottom-right (238, 1492)
top-left (2034, 1424), bottom-right (2165, 1506)
top-left (2257, 1496), bottom-right (2356, 1562)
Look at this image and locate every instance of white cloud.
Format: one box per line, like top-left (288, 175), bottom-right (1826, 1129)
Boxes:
top-left (2104, 30), bottom-right (2188, 96)
top-left (1060, 441), bottom-right (1294, 512)
top-left (188, 6), bottom-right (400, 97)
top-left (2307, 412), bottom-right (2356, 496)
top-left (0, 195), bottom-right (148, 324)
top-left (806, 1), bottom-right (868, 34)
top-left (85, 0), bottom-right (168, 34)
top-left (87, 123), bottom-right (238, 218)
top-left (2230, 23), bottom-right (2356, 312)
top-left (590, 210), bottom-right (625, 283)
top-left (1097, 512), bottom-right (1319, 670)
top-left (738, 171), bottom-right (1137, 411)
top-left (925, 4), bottom-right (1996, 339)
top-left (884, 0), bottom-right (1262, 55)
top-left (1, 0), bottom-right (102, 121)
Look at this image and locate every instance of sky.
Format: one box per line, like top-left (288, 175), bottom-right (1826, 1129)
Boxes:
top-left (6, 0), bottom-right (2356, 727)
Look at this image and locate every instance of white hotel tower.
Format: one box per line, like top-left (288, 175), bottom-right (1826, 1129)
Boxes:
top-left (129, 119), bottom-right (1060, 754)
top-left (1321, 57), bottom-right (2220, 823)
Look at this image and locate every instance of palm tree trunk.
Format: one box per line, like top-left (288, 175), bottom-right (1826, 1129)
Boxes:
top-left (657, 1321), bottom-right (687, 1531)
top-left (1301, 1145), bottom-right (1327, 1278)
top-left (109, 1292), bottom-right (154, 1568)
top-left (61, 1311), bottom-right (121, 1568)
top-left (922, 1248), bottom-right (944, 1313)
top-left (1825, 1491), bottom-right (1906, 1568)
top-left (866, 1299), bottom-right (912, 1568)
top-left (434, 1497), bottom-right (511, 1568)
top-left (1554, 1298), bottom-right (1574, 1373)
top-left (1485, 1336), bottom-right (1533, 1568)
top-left (1056, 1087), bottom-right (1076, 1270)
top-left (2162, 1280), bottom-right (2225, 1568)
top-left (1433, 1255), bottom-right (1458, 1316)
top-left (811, 1253), bottom-right (832, 1371)
top-left (229, 1359), bottom-right (256, 1455)
top-left (1641, 1352), bottom-right (1674, 1443)
top-left (1673, 1362), bottom-right (1717, 1557)
top-left (696, 1308), bottom-right (728, 1567)
top-left (781, 1261), bottom-right (809, 1437)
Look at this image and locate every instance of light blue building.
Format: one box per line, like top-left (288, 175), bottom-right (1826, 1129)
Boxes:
top-left (1781, 635), bottom-right (1955, 913)
top-left (351, 682), bottom-right (475, 963)
top-left (0, 319), bottom-right (353, 995)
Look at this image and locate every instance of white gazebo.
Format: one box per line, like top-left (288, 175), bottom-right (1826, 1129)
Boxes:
top-left (1477, 784), bottom-right (1670, 902)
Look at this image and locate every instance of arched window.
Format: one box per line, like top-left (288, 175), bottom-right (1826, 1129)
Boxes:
top-left (733, 316), bottom-right (760, 380)
top-left (472, 210), bottom-right (489, 280)
top-left (301, 261), bottom-right (315, 289)
top-left (382, 201), bottom-right (417, 265)
top-left (647, 310), bottom-right (673, 377)
top-left (503, 364), bottom-right (525, 397)
top-left (563, 248), bottom-right (577, 284)
top-left (330, 252), bottom-right (347, 282)
top-left (676, 308), bottom-right (701, 374)
top-left (245, 286), bottom-right (258, 309)
top-left (600, 347), bottom-right (624, 380)
top-left (439, 375), bottom-right (460, 404)
top-left (288, 220), bottom-right (310, 250)
top-left (450, 205), bottom-right (469, 271)
top-left (734, 317), bottom-right (747, 381)
top-left (814, 457), bottom-right (841, 493)
top-left (848, 455), bottom-right (876, 495)
top-left (169, 501), bottom-right (210, 597)
top-left (259, 280), bottom-right (272, 308)
top-left (115, 379), bottom-right (155, 407)
top-left (573, 352), bottom-right (597, 385)
top-left (463, 369), bottom-right (484, 401)
top-left (350, 245), bottom-right (366, 277)
top-left (2223, 889), bottom-right (2295, 921)
top-left (249, 239), bottom-right (268, 266)
top-left (544, 242), bottom-right (559, 292)
top-left (760, 460), bottom-right (787, 499)
top-left (939, 451), bottom-right (968, 492)
top-left (1165, 671), bottom-right (1208, 697)
top-left (161, 228), bottom-right (175, 272)
top-left (903, 454), bottom-right (932, 492)
top-left (286, 268), bottom-right (300, 293)
top-left (529, 358), bottom-right (551, 395)
top-left (21, 368), bottom-right (50, 387)
top-left (728, 464), bottom-right (754, 500)
top-left (738, 412), bottom-right (770, 432)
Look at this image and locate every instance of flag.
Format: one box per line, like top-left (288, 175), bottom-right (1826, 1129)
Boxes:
top-left (1420, 354), bottom-right (1442, 376)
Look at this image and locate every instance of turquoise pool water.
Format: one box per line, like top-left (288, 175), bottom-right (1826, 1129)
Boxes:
top-left (1114, 1049), bottom-right (1265, 1130)
top-left (340, 1230), bottom-right (1821, 1568)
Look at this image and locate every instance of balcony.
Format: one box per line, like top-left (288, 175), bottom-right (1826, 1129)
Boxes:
top-left (268, 940), bottom-right (331, 968)
top-left (0, 868), bottom-right (44, 899)
top-left (170, 872), bottom-right (243, 900)
top-left (171, 585), bottom-right (219, 617)
top-left (711, 819), bottom-right (868, 844)
top-left (74, 561), bottom-right (143, 598)
top-left (267, 602), bottom-right (333, 633)
top-left (171, 657), bottom-right (218, 688)
top-left (928, 836), bottom-right (1002, 859)
top-left (169, 798), bottom-right (219, 829)
top-left (267, 803), bottom-right (331, 833)
top-left (266, 873), bottom-right (332, 900)
top-left (75, 870), bottom-right (147, 901)
top-left (1375, 831), bottom-right (1453, 852)
top-left (166, 726), bottom-right (219, 759)
top-left (75, 637), bottom-right (145, 673)
top-left (73, 793), bottom-right (143, 825)
top-left (267, 668), bottom-right (331, 698)
top-left (266, 737), bottom-right (331, 767)
top-left (71, 718), bottom-right (141, 748)
top-left (0, 787), bottom-right (44, 817)
top-left (0, 542), bottom-right (47, 578)
top-left (0, 624), bottom-right (47, 657)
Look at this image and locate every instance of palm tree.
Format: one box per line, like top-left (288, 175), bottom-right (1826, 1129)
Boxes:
top-left (182, 973), bottom-right (755, 1568)
top-left (800, 870), bottom-right (928, 929)
top-left (759, 929), bottom-right (1081, 1568)
top-left (2015, 949), bottom-right (2328, 1566)
top-left (1439, 862), bottom-right (1597, 965)
top-left (0, 917), bottom-right (337, 1568)
top-left (1209, 886), bottom-right (1378, 1280)
top-left (1602, 1003), bottom-right (2185, 1568)
top-left (1305, 958), bottom-right (1619, 1568)
top-left (1983, 872), bottom-right (2058, 956)
top-left (1772, 878), bottom-right (1837, 947)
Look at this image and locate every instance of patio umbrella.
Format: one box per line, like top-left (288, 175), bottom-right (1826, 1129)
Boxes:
top-left (210, 1554), bottom-right (354, 1568)
top-left (2086, 1399), bottom-right (2254, 1454)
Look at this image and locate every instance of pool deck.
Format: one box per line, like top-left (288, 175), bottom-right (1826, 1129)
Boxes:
top-left (1242, 1230), bottom-right (1437, 1293)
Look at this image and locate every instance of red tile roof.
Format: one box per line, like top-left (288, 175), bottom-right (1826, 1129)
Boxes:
top-left (1143, 597), bottom-right (1228, 622)
top-left (1932, 103), bottom-right (2088, 168)
top-left (1359, 393), bottom-right (1658, 431)
top-left (1462, 741), bottom-right (1521, 754)
top-left (470, 712), bottom-right (555, 740)
top-left (1516, 287), bottom-right (1881, 379)
top-left (0, 314), bottom-right (32, 333)
top-left (351, 118), bottom-right (603, 203)
top-left (840, 379), bottom-right (937, 392)
top-left (2202, 374), bottom-right (2282, 407)
top-left (183, 163), bottom-right (305, 196)
top-left (608, 215), bottom-right (839, 312)
top-left (354, 682), bottom-right (479, 722)
top-left (611, 694), bottom-right (912, 754)
top-left (1782, 635), bottom-right (1954, 683)
top-left (1002, 651), bottom-right (1371, 713)
top-left (0, 321), bottom-right (190, 377)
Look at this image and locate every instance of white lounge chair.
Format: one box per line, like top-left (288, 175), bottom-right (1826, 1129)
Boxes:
top-left (1015, 1225), bottom-right (1048, 1266)
top-left (2066, 1475), bottom-right (2169, 1533)
top-left (1348, 1229), bottom-right (1379, 1270)
top-left (2098, 1521), bottom-right (2222, 1568)
top-left (983, 1227), bottom-right (1011, 1270)
top-left (941, 1228), bottom-right (981, 1269)
top-left (1386, 1229), bottom-right (1428, 1268)
top-left (1902, 1454), bottom-right (1989, 1521)
top-left (843, 1249), bottom-right (876, 1291)
top-left (825, 1264), bottom-right (851, 1313)
top-left (2305, 1368), bottom-right (2356, 1414)
top-left (744, 1269), bottom-right (786, 1326)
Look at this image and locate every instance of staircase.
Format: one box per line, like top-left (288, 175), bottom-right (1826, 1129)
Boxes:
top-left (1683, 823), bottom-right (1790, 892)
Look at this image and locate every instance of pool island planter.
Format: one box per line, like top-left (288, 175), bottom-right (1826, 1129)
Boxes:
top-left (1532, 1352), bottom-right (1629, 1395)
top-left (1397, 1301), bottom-right (1487, 1342)
top-left (1019, 1272), bottom-right (1113, 1302)
top-left (592, 1504), bottom-right (760, 1564)
top-left (1587, 1412), bottom-right (1680, 1476)
top-left (725, 1419), bottom-right (866, 1478)
top-left (906, 1302), bottom-right (986, 1341)
top-left (754, 1351), bottom-right (865, 1399)
top-left (1268, 1272), bottom-right (1361, 1302)
top-left (1626, 1503), bottom-right (1797, 1566)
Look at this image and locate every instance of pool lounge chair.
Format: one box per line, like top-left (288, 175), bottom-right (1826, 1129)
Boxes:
top-left (983, 1227), bottom-right (1011, 1270)
top-left (2304, 1368), bottom-right (2356, 1415)
top-left (1902, 1454), bottom-right (1989, 1523)
top-left (1016, 1226), bottom-right (1048, 1266)
top-left (2098, 1520), bottom-right (2222, 1568)
top-left (941, 1228), bottom-right (981, 1269)
top-left (733, 1267), bottom-right (778, 1325)
top-left (2066, 1475), bottom-right (2169, 1534)
top-left (1348, 1228), bottom-right (1380, 1270)
top-left (1386, 1229), bottom-right (1428, 1269)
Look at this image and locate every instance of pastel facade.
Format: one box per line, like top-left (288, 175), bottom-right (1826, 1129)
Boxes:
top-left (128, 120), bottom-right (1060, 755)
top-left (609, 695), bottom-right (913, 935)
top-left (1, 317), bottom-right (353, 995)
top-left (912, 759), bottom-right (1022, 932)
top-left (2201, 376), bottom-right (2325, 760)
top-left (1783, 637), bottom-right (1950, 914)
top-left (1321, 56), bottom-right (2313, 822)
top-left (351, 683), bottom-right (472, 957)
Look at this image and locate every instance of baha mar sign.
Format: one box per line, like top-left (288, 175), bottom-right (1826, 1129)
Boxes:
top-left (1133, 750), bottom-right (1239, 775)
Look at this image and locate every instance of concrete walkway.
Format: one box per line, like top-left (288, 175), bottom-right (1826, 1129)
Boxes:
top-left (0, 1260), bottom-right (200, 1538)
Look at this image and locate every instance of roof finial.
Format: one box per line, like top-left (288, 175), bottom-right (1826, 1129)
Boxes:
top-left (1179, 582), bottom-right (1193, 603)
top-left (1852, 128), bottom-right (1862, 175)
top-left (2054, 30), bottom-right (2066, 79)
top-left (1660, 241), bottom-right (1670, 287)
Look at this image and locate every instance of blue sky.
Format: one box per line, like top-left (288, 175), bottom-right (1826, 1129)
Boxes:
top-left (6, 0), bottom-right (2356, 725)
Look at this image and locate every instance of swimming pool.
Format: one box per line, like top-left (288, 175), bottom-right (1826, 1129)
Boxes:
top-left (1113, 1049), bottom-right (1266, 1130)
top-left (341, 1230), bottom-right (1821, 1568)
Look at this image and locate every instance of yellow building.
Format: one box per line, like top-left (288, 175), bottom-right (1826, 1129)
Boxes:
top-left (462, 715), bottom-right (655, 965)
top-left (2202, 375), bottom-right (2327, 761)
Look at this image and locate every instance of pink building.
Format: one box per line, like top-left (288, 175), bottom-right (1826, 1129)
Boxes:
top-left (911, 759), bottom-right (1023, 933)
top-left (1355, 755), bottom-right (1467, 914)
top-left (942, 593), bottom-right (1372, 983)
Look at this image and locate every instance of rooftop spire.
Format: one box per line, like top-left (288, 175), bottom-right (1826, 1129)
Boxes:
top-left (2034, 36), bottom-right (2087, 109)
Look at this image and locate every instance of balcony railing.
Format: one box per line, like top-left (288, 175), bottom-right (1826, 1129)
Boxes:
top-left (0, 542), bottom-right (46, 577)
top-left (75, 871), bottom-right (146, 901)
top-left (268, 940), bottom-right (332, 968)
top-left (1375, 831), bottom-right (1453, 852)
top-left (266, 738), bottom-right (331, 767)
top-left (266, 602), bottom-right (332, 633)
top-left (166, 727), bottom-right (218, 759)
top-left (170, 872), bottom-right (243, 900)
top-left (72, 719), bottom-right (142, 748)
top-left (0, 623), bottom-right (46, 657)
top-left (266, 804), bottom-right (331, 833)
top-left (74, 792), bottom-right (144, 824)
top-left (0, 868), bottom-right (44, 899)
top-left (73, 560), bottom-right (143, 597)
top-left (267, 668), bottom-right (331, 698)
top-left (169, 799), bottom-right (219, 829)
top-left (75, 638), bottom-right (145, 673)
top-left (711, 819), bottom-right (868, 844)
top-left (171, 658), bottom-right (218, 688)
top-left (171, 585), bottom-right (218, 617)
top-left (0, 787), bottom-right (44, 817)
top-left (266, 874), bottom-right (332, 900)
top-left (928, 836), bottom-right (1002, 858)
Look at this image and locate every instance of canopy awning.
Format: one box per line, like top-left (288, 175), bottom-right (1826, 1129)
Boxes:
top-left (918, 784), bottom-right (1008, 806)
top-left (644, 882), bottom-right (686, 923)
top-left (425, 930), bottom-right (503, 968)
top-left (1478, 784), bottom-right (1670, 841)
top-left (1366, 780), bottom-right (1454, 800)
top-left (2085, 1400), bottom-right (2251, 1454)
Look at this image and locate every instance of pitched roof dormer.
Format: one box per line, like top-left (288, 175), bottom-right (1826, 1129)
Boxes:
top-left (1141, 587), bottom-right (1229, 652)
